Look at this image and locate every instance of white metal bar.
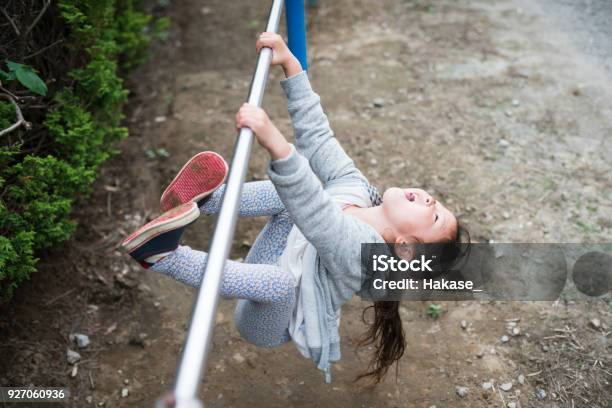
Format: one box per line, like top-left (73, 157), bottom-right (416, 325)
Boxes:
top-left (168, 1), bottom-right (284, 406)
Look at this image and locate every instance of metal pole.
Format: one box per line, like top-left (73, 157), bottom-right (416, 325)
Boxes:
top-left (166, 1), bottom-right (284, 406)
top-left (285, 0), bottom-right (308, 72)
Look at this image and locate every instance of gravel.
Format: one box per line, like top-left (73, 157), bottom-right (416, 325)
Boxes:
top-left (70, 333), bottom-right (90, 349)
top-left (66, 349), bottom-right (81, 365)
top-left (535, 387), bottom-right (547, 400)
top-left (455, 386), bottom-right (469, 398)
top-left (372, 98), bottom-right (385, 108)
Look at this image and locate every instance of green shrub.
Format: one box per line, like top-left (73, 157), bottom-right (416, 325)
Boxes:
top-left (0, 102), bottom-right (16, 130)
top-left (153, 16), bottom-right (171, 41)
top-left (116, 5), bottom-right (153, 70)
top-left (0, 0), bottom-right (157, 301)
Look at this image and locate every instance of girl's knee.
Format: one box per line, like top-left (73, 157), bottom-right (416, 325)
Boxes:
top-left (233, 303), bottom-right (288, 348)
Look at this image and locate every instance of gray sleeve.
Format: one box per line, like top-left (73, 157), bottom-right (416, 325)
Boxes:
top-left (280, 71), bottom-right (365, 185)
top-left (267, 145), bottom-right (376, 292)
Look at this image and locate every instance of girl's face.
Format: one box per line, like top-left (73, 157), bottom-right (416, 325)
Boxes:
top-left (381, 187), bottom-right (457, 243)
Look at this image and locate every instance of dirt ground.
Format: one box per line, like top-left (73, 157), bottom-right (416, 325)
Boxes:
top-left (1, 0), bottom-right (610, 407)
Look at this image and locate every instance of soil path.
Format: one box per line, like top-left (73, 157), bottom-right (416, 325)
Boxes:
top-left (1, 0), bottom-right (610, 407)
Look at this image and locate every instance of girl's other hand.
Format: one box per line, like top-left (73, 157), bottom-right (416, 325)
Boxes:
top-left (256, 32), bottom-right (302, 77)
top-left (235, 103), bottom-right (291, 160)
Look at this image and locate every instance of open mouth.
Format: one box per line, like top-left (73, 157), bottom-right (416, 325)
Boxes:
top-left (405, 191), bottom-right (416, 202)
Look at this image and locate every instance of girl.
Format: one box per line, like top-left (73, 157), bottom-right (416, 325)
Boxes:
top-left (122, 33), bottom-right (468, 383)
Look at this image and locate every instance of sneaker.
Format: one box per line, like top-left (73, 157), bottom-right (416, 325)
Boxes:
top-left (160, 151), bottom-right (228, 212)
top-left (122, 202), bottom-right (199, 268)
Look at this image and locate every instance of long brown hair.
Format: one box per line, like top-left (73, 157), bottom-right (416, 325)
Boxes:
top-left (356, 222), bottom-right (471, 384)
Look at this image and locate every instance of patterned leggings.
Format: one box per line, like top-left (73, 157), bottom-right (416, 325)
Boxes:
top-left (151, 181), bottom-right (295, 348)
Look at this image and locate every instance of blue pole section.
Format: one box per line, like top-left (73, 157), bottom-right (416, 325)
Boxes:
top-left (285, 0), bottom-right (308, 72)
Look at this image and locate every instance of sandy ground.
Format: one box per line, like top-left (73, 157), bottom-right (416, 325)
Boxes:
top-left (0, 0), bottom-right (610, 407)
top-left (534, 0), bottom-right (612, 73)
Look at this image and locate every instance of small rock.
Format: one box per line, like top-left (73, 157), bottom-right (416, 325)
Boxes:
top-left (123, 379), bottom-right (129, 385)
top-left (370, 158), bottom-right (378, 165)
top-left (372, 98), bottom-right (385, 108)
top-left (512, 99), bottom-right (520, 107)
top-left (70, 333), bottom-right (91, 348)
top-left (476, 350), bottom-right (485, 358)
top-left (71, 364), bottom-right (78, 378)
top-left (507, 402), bottom-right (517, 408)
top-left (498, 139), bottom-right (510, 148)
top-left (67, 349), bottom-right (81, 365)
top-left (460, 320), bottom-right (468, 330)
top-left (535, 388), bottom-right (547, 400)
top-left (137, 283), bottom-right (151, 292)
top-left (455, 386), bottom-right (469, 398)
top-left (154, 116), bottom-right (167, 123)
top-left (504, 110), bottom-right (513, 117)
top-left (518, 374), bottom-right (525, 384)
top-left (589, 318), bottom-right (601, 329)
top-left (201, 6), bottom-right (212, 15)
top-left (86, 395), bottom-right (93, 404)
top-left (501, 335), bottom-right (510, 343)
top-left (233, 353), bottom-right (245, 364)
top-left (500, 382), bottom-right (513, 391)
top-left (502, 211), bottom-right (511, 219)
top-left (511, 327), bottom-right (521, 336)
top-left (482, 381), bottom-right (493, 391)
top-left (121, 388), bottom-right (129, 398)
top-left (541, 344), bottom-right (549, 352)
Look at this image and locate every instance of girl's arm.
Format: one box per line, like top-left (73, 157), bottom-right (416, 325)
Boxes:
top-left (281, 72), bottom-right (366, 185)
top-left (267, 144), bottom-right (382, 303)
top-left (236, 107), bottom-right (382, 300)
top-left (257, 33), bottom-right (366, 185)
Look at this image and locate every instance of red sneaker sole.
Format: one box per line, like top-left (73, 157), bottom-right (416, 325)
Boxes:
top-left (160, 151), bottom-right (228, 212)
top-left (122, 202), bottom-right (199, 252)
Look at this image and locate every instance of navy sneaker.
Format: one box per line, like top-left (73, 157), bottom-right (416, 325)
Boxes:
top-left (122, 202), bottom-right (199, 268)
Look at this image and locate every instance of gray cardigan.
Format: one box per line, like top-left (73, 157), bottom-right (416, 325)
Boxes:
top-left (267, 71), bottom-right (385, 381)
